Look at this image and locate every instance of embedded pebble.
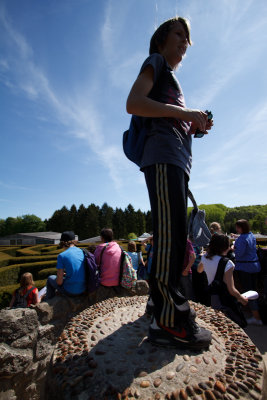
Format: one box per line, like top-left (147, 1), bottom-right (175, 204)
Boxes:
top-left (215, 380), bottom-right (226, 393)
top-left (183, 355), bottom-right (190, 361)
top-left (166, 371), bottom-right (175, 380)
top-left (153, 378), bottom-right (162, 388)
top-left (190, 366), bottom-right (198, 373)
top-left (140, 380), bottom-right (150, 388)
top-left (175, 363), bottom-right (184, 373)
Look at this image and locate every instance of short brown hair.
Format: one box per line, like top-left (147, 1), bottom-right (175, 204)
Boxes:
top-left (236, 219), bottom-right (250, 234)
top-left (100, 228), bottom-right (114, 242)
top-left (149, 16), bottom-right (191, 55)
top-left (59, 239), bottom-right (77, 248)
top-left (128, 241), bottom-right (136, 252)
top-left (20, 272), bottom-right (34, 288)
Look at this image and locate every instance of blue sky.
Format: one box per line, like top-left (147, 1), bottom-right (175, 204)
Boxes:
top-left (1, 0), bottom-right (267, 220)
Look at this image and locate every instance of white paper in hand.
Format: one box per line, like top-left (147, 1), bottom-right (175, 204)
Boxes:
top-left (242, 290), bottom-right (259, 300)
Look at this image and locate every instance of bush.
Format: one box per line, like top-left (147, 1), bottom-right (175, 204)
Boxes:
top-left (0, 260), bottom-right (57, 286)
top-left (7, 254), bottom-right (58, 265)
top-left (37, 268), bottom-right (57, 280)
top-left (40, 245), bottom-right (58, 254)
top-left (0, 246), bottom-right (22, 257)
top-left (15, 245), bottom-right (45, 257)
top-left (0, 252), bottom-right (13, 268)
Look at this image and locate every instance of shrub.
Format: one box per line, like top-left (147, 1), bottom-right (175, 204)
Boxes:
top-left (0, 252), bottom-right (13, 268)
top-left (37, 268), bottom-right (57, 280)
top-left (7, 255), bottom-right (58, 265)
top-left (0, 246), bottom-right (22, 257)
top-left (0, 260), bottom-right (57, 287)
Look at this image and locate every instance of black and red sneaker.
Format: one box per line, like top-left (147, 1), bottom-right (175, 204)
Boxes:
top-left (148, 317), bottom-right (211, 351)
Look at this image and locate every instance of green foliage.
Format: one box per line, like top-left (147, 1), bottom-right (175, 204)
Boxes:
top-left (0, 215), bottom-right (46, 236)
top-left (6, 254), bottom-right (57, 266)
top-left (0, 260), bottom-right (57, 286)
top-left (0, 246), bottom-right (22, 257)
top-left (0, 252), bottom-right (13, 268)
top-left (37, 268), bottom-right (57, 280)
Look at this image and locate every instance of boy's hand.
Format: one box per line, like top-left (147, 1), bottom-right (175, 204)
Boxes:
top-left (180, 109), bottom-right (208, 132)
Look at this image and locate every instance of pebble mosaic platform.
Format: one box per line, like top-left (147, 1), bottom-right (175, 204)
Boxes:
top-left (50, 296), bottom-right (266, 400)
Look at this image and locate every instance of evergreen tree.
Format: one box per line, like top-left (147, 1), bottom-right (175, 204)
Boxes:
top-left (99, 203), bottom-right (113, 229)
top-left (86, 204), bottom-right (100, 238)
top-left (113, 208), bottom-right (127, 239)
top-left (125, 204), bottom-right (138, 236)
top-left (46, 206), bottom-right (71, 233)
top-left (136, 209), bottom-right (146, 236)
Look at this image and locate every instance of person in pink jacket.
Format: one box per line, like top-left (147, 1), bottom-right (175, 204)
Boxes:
top-left (94, 228), bottom-right (122, 287)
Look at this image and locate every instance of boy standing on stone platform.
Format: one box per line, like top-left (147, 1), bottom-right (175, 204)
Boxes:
top-left (126, 17), bottom-right (213, 350)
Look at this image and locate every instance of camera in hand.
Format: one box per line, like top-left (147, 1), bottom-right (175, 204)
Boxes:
top-left (194, 110), bottom-right (213, 138)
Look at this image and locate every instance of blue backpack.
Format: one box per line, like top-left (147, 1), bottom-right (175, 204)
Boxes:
top-left (83, 249), bottom-right (100, 293)
top-left (123, 57), bottom-right (168, 167)
top-left (188, 190), bottom-right (211, 247)
top-left (123, 115), bottom-right (147, 167)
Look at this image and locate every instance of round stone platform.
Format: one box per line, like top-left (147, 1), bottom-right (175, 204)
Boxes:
top-left (48, 296), bottom-right (266, 400)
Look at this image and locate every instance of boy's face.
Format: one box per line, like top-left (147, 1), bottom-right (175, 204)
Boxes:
top-left (159, 21), bottom-right (188, 68)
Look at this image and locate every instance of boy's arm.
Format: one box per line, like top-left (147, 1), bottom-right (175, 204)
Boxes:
top-left (56, 269), bottom-right (64, 286)
top-left (126, 65), bottom-right (207, 132)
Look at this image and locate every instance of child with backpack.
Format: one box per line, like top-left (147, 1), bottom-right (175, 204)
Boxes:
top-left (197, 234), bottom-right (248, 327)
top-left (10, 272), bottom-right (39, 308)
top-left (126, 17), bottom-right (213, 350)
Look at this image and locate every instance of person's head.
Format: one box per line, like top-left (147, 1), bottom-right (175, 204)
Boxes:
top-left (235, 219), bottom-right (250, 234)
top-left (210, 222), bottom-right (222, 235)
top-left (59, 231), bottom-right (77, 248)
top-left (100, 228), bottom-right (114, 243)
top-left (206, 234), bottom-right (230, 259)
top-left (128, 241), bottom-right (137, 252)
top-left (149, 17), bottom-right (191, 69)
top-left (20, 272), bottom-right (34, 288)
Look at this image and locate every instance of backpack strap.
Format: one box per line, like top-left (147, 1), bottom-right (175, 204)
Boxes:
top-left (213, 257), bottom-right (229, 283)
top-left (188, 189), bottom-right (198, 211)
top-left (119, 247), bottom-right (125, 282)
top-left (23, 286), bottom-right (36, 299)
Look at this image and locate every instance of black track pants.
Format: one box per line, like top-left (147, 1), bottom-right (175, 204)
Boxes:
top-left (144, 164), bottom-right (191, 327)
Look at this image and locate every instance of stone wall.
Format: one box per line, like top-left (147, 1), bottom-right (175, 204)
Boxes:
top-left (0, 282), bottom-right (149, 400)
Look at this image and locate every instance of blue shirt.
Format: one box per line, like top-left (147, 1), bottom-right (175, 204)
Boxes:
top-left (57, 246), bottom-right (85, 294)
top-left (127, 251), bottom-right (139, 271)
top-left (234, 232), bottom-right (261, 273)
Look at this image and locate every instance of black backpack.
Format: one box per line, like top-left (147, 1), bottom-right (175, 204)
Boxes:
top-left (209, 257), bottom-right (247, 328)
top-left (13, 286), bottom-right (36, 308)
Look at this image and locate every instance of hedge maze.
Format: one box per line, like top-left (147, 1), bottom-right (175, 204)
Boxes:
top-left (0, 241), bottom-right (131, 309)
top-left (0, 243), bottom-right (90, 308)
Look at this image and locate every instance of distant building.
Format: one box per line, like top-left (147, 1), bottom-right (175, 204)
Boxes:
top-left (0, 232), bottom-right (78, 246)
top-left (78, 236), bottom-right (101, 243)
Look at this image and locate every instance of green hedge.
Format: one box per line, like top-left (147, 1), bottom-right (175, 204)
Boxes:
top-left (15, 245), bottom-right (45, 257)
top-left (37, 268), bottom-right (57, 280)
top-left (0, 252), bottom-right (13, 268)
top-left (7, 254), bottom-right (58, 266)
top-left (40, 245), bottom-right (58, 254)
top-left (1, 246), bottom-right (22, 257)
top-left (0, 260), bottom-right (57, 287)
top-left (0, 279), bottom-right (46, 309)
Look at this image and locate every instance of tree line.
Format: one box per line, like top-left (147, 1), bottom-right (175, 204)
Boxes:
top-left (0, 202), bottom-right (266, 240)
